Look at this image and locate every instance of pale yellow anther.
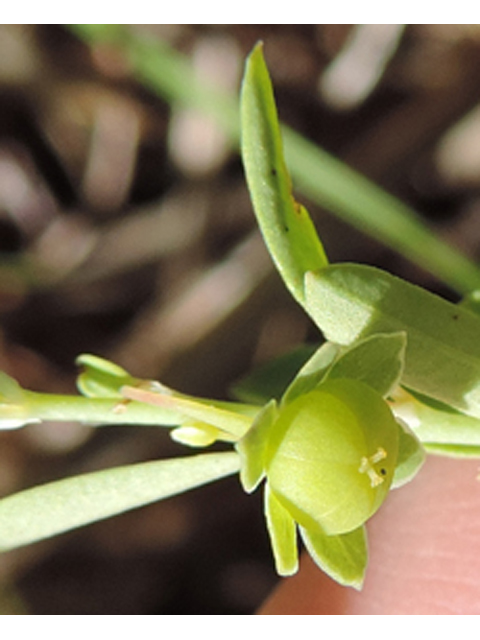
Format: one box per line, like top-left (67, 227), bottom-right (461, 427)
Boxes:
top-left (359, 447), bottom-right (388, 487)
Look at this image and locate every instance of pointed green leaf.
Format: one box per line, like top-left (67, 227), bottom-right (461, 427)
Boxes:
top-left (305, 263), bottom-right (480, 419)
top-left (264, 484), bottom-right (298, 576)
top-left (0, 451), bottom-right (240, 552)
top-left (299, 524), bottom-right (367, 590)
top-left (240, 42), bottom-right (328, 308)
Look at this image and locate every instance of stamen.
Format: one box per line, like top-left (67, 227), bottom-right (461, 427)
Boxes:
top-left (359, 447), bottom-right (387, 487)
top-left (371, 447), bottom-right (387, 464)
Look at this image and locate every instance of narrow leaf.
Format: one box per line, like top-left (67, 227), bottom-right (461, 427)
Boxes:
top-left (0, 452), bottom-right (240, 552)
top-left (240, 42), bottom-right (328, 307)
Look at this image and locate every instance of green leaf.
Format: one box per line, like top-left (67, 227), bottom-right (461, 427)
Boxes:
top-left (264, 484), bottom-right (298, 576)
top-left (0, 451), bottom-right (240, 552)
top-left (326, 332), bottom-right (406, 398)
top-left (299, 524), bottom-right (367, 590)
top-left (240, 42), bottom-right (328, 308)
top-left (305, 263), bottom-right (480, 419)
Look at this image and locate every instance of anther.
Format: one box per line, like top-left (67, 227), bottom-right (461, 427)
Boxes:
top-left (359, 447), bottom-right (387, 487)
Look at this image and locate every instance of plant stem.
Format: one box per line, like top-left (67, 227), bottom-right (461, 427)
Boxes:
top-left (20, 390), bottom-right (184, 427)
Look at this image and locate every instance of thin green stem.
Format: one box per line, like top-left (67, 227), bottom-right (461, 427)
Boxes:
top-left (20, 390), bottom-right (184, 427)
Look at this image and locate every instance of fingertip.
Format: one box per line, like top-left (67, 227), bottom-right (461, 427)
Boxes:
top-left (258, 456), bottom-right (480, 614)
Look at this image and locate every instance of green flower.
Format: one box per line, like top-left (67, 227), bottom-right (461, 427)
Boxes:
top-left (236, 334), bottom-right (424, 588)
top-left (264, 379), bottom-right (399, 537)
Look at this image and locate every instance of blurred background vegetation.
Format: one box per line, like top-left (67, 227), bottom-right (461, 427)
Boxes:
top-left (1, 24), bottom-right (480, 614)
